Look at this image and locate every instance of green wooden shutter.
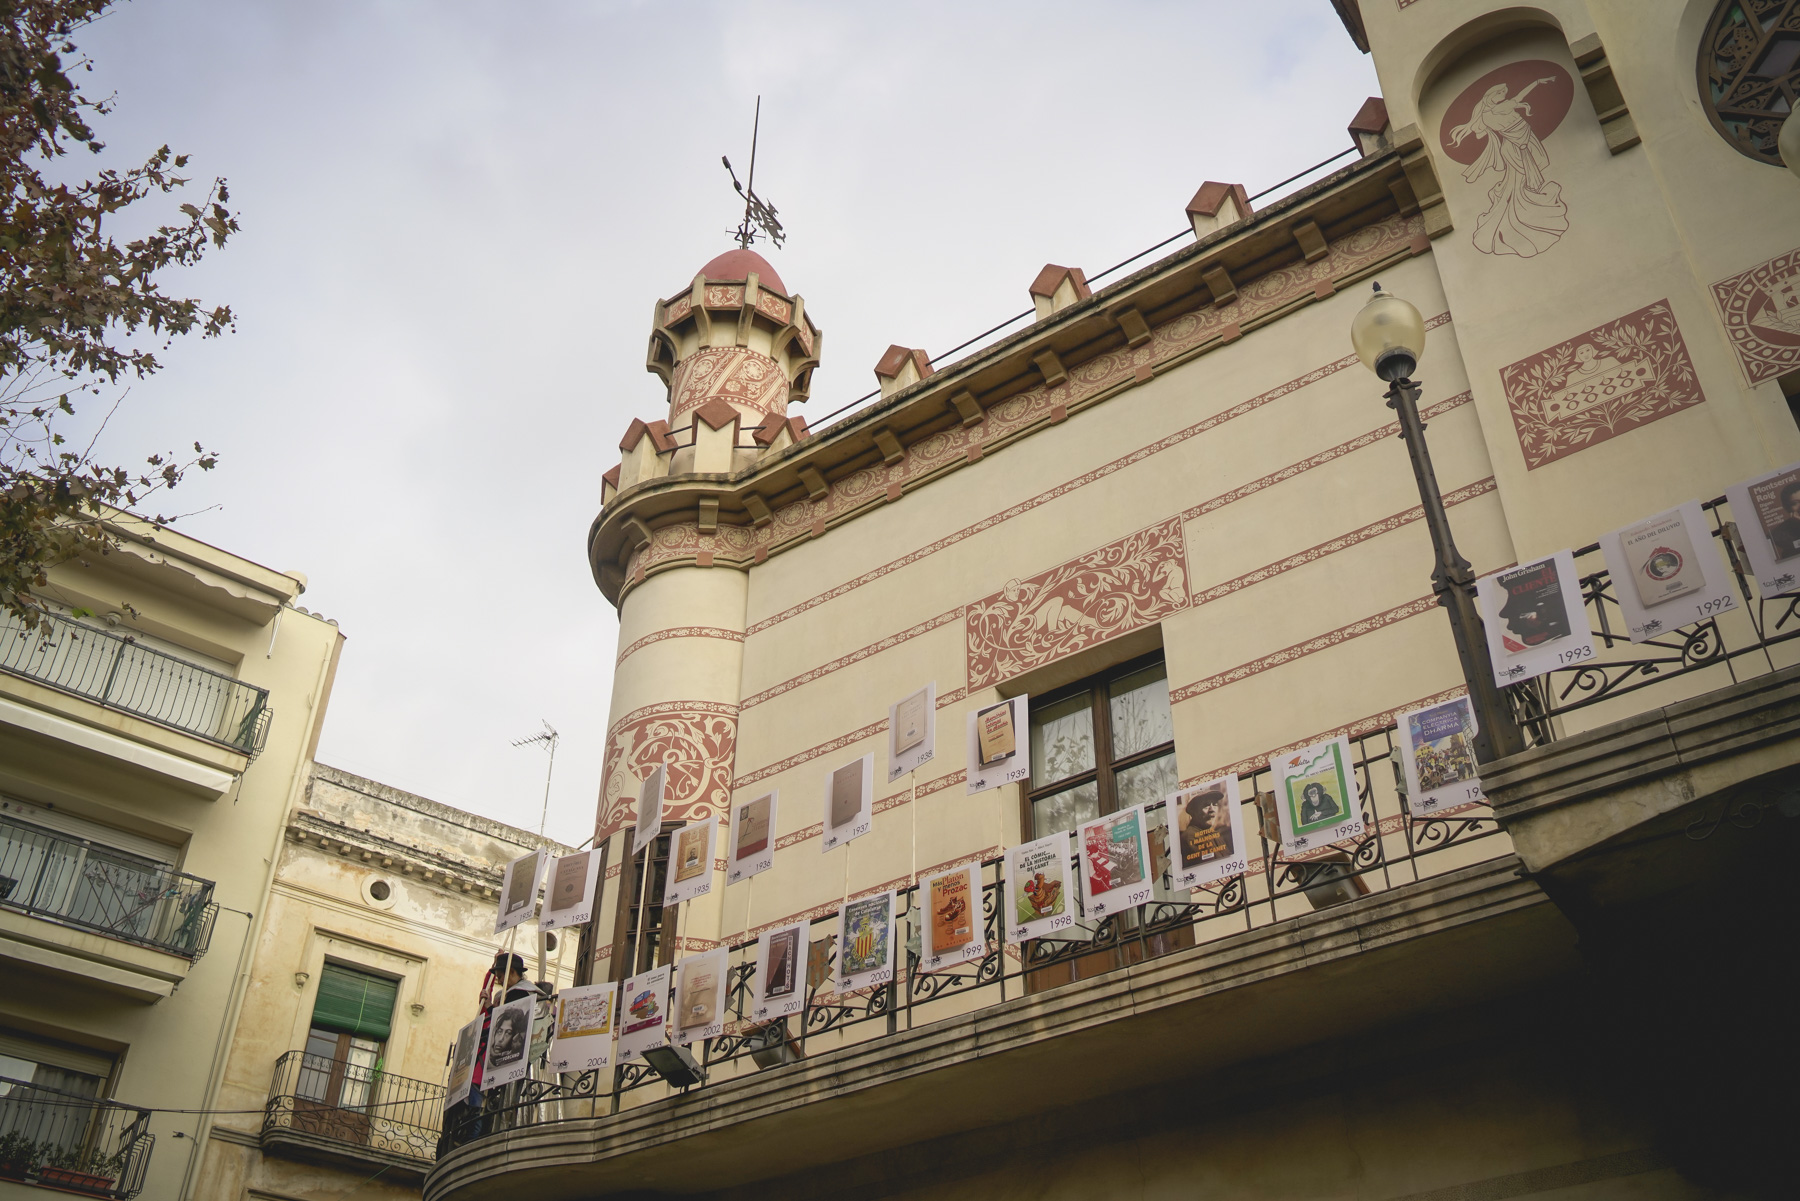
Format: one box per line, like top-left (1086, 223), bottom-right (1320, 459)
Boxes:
top-left (310, 963), bottom-right (399, 1041)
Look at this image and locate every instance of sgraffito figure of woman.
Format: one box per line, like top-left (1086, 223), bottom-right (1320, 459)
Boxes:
top-left (1449, 76), bottom-right (1568, 258)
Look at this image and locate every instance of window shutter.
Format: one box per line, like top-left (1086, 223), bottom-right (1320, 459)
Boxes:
top-left (310, 963), bottom-right (399, 1042)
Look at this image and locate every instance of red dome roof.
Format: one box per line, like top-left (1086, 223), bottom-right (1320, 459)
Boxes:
top-left (696, 248), bottom-right (785, 295)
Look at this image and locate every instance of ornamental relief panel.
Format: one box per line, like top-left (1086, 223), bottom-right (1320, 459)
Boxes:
top-left (596, 700), bottom-right (739, 842)
top-left (1711, 247), bottom-right (1800, 385)
top-left (669, 346), bottom-right (790, 422)
top-left (1437, 60), bottom-right (1574, 259)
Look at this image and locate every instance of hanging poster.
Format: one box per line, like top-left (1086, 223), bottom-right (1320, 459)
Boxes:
top-left (1077, 806), bottom-right (1153, 919)
top-left (1726, 461), bottom-right (1800, 598)
top-left (494, 848), bottom-right (544, 935)
top-left (663, 816), bottom-right (718, 906)
top-left (482, 995), bottom-right (535, 1088)
top-left (444, 1015), bottom-right (482, 1110)
top-left (1270, 736), bottom-right (1365, 855)
top-left (1476, 550), bottom-right (1596, 686)
top-left (673, 947), bottom-right (730, 1045)
top-left (617, 965), bottom-right (672, 1062)
top-left (1598, 500), bottom-right (1737, 642)
top-left (966, 695), bottom-right (1030, 795)
top-left (919, 862), bottom-right (985, 972)
top-left (835, 891), bottom-right (896, 993)
top-left (539, 849), bottom-right (602, 931)
top-left (1003, 831), bottom-right (1075, 943)
top-left (887, 682), bottom-right (938, 782)
top-left (1167, 775), bottom-right (1248, 891)
top-left (821, 753), bottom-right (874, 852)
top-left (752, 921), bottom-right (809, 1022)
top-left (547, 982), bottom-right (617, 1073)
top-left (1396, 697), bottom-right (1485, 818)
top-left (633, 764), bottom-right (666, 857)
top-left (728, 791), bottom-right (778, 885)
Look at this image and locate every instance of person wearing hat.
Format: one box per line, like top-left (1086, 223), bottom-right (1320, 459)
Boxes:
top-left (446, 951), bottom-right (545, 1145)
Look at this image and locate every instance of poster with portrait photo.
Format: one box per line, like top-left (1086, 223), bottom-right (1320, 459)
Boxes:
top-left (1077, 805), bottom-right (1153, 919)
top-left (482, 995), bottom-right (536, 1088)
top-left (835, 891), bottom-right (896, 994)
top-left (1270, 736), bottom-right (1365, 856)
top-left (919, 861), bottom-right (985, 972)
top-left (617, 964), bottom-right (671, 1062)
top-left (663, 816), bottom-right (718, 906)
top-left (1396, 697), bottom-right (1484, 818)
top-left (538, 849), bottom-right (601, 931)
top-left (1476, 550), bottom-right (1595, 687)
top-left (752, 921), bottom-right (808, 1022)
top-left (632, 764), bottom-right (666, 858)
top-left (1003, 831), bottom-right (1075, 943)
top-left (548, 982), bottom-right (617, 1073)
top-left (821, 753), bottom-right (874, 852)
top-left (887, 682), bottom-right (937, 782)
top-left (672, 947), bottom-right (729, 1046)
top-left (1727, 461), bottom-right (1800, 598)
top-left (444, 1015), bottom-right (482, 1110)
top-left (1598, 500), bottom-right (1737, 642)
top-left (494, 848), bottom-right (544, 935)
top-left (727, 791), bottom-right (777, 885)
top-left (1167, 776), bottom-right (1248, 891)
top-left (966, 695), bottom-right (1030, 795)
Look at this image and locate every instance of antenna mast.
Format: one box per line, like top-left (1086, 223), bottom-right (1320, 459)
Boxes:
top-left (722, 95), bottom-right (785, 251)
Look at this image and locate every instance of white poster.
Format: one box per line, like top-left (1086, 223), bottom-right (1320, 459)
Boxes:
top-left (751, 922), bottom-right (808, 1022)
top-left (494, 848), bottom-right (544, 935)
top-left (727, 791), bottom-right (777, 886)
top-left (1270, 736), bottom-right (1365, 856)
top-left (1726, 461), bottom-right (1800, 599)
top-left (1396, 697), bottom-right (1485, 818)
top-left (547, 983), bottom-right (617, 1074)
top-left (821, 753), bottom-right (874, 852)
top-left (918, 861), bottom-right (985, 972)
top-left (632, 764), bottom-right (666, 857)
top-left (663, 817), bottom-right (718, 907)
top-left (672, 947), bottom-right (730, 1045)
top-left (887, 682), bottom-right (938, 782)
top-left (1077, 806), bottom-right (1154, 920)
top-left (616, 965), bottom-right (672, 1062)
top-left (966, 695), bottom-right (1030, 796)
top-left (1477, 549), bottom-right (1596, 687)
top-left (444, 1015), bottom-right (482, 1110)
top-left (1598, 500), bottom-right (1737, 642)
top-left (481, 996), bottom-right (535, 1088)
top-left (1166, 775), bottom-right (1249, 891)
top-left (835, 891), bottom-right (897, 994)
top-left (538, 849), bottom-right (602, 931)
top-left (1003, 831), bottom-right (1076, 943)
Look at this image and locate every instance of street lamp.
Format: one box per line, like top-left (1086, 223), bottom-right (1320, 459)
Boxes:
top-left (1351, 283), bottom-right (1526, 764)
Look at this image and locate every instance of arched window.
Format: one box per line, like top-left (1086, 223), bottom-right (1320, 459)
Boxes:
top-left (1698, 0), bottom-right (1800, 165)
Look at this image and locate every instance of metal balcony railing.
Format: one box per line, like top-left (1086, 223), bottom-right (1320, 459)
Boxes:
top-left (0, 1075), bottom-right (154, 1199)
top-left (0, 814), bottom-right (217, 960)
top-left (264, 1050), bottom-right (444, 1166)
top-left (0, 608), bottom-right (271, 756)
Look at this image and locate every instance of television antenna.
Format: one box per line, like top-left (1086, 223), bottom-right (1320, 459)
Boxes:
top-left (511, 721), bottom-right (559, 838)
top-left (722, 95), bottom-right (785, 251)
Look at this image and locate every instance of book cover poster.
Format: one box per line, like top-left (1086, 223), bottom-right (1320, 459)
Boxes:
top-left (920, 862), bottom-right (985, 972)
top-left (494, 848), bottom-right (543, 935)
top-left (673, 947), bottom-right (729, 1045)
top-left (821, 753), bottom-right (874, 852)
top-left (752, 921), bottom-right (808, 1022)
top-left (482, 996), bottom-right (535, 1089)
top-left (617, 965), bottom-right (671, 1062)
top-left (1397, 697), bottom-right (1484, 818)
top-left (663, 817), bottom-right (718, 907)
top-left (1599, 500), bottom-right (1737, 642)
top-left (1476, 550), bottom-right (1596, 687)
top-left (633, 764), bottom-right (666, 857)
top-left (548, 982), bottom-right (617, 1073)
top-left (1168, 775), bottom-right (1248, 891)
top-left (728, 791), bottom-right (777, 886)
top-left (967, 695), bottom-right (1031, 795)
top-left (887, 682), bottom-right (938, 781)
top-left (1003, 831), bottom-right (1074, 943)
top-left (444, 1015), bottom-right (482, 1110)
top-left (539, 849), bottom-right (601, 931)
top-left (1270, 736), bottom-right (1365, 856)
top-left (1077, 806), bottom-right (1153, 919)
top-left (836, 891), bottom-right (896, 994)
top-left (1727, 461), bottom-right (1800, 598)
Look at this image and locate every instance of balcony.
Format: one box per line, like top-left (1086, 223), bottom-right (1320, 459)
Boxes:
top-left (262, 1050), bottom-right (444, 1183)
top-left (0, 609), bottom-right (271, 757)
top-left (0, 1076), bottom-right (154, 1199)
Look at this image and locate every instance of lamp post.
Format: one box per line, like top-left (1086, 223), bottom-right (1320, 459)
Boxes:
top-left (1350, 283), bottom-right (1526, 764)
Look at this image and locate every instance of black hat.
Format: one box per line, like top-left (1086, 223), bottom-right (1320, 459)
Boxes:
top-left (492, 951), bottom-right (526, 975)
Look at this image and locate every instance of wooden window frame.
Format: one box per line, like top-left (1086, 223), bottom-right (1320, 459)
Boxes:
top-left (607, 823), bottom-right (681, 980)
top-left (1020, 650), bottom-right (1176, 838)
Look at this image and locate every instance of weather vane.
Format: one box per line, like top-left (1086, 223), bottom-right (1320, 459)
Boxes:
top-left (722, 96), bottom-right (785, 251)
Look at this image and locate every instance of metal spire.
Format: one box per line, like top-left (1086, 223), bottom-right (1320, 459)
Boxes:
top-left (722, 95), bottom-right (785, 250)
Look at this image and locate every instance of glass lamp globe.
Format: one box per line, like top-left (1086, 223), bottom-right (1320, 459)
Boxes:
top-left (1780, 112), bottom-right (1800, 184)
top-left (1350, 284), bottom-right (1426, 382)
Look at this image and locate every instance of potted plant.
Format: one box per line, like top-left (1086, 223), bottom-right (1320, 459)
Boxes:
top-left (0, 1131), bottom-right (41, 1178)
top-left (38, 1144), bottom-right (122, 1193)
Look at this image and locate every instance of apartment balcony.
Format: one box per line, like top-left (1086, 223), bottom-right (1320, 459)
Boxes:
top-left (261, 1050), bottom-right (444, 1184)
top-left (0, 1075), bottom-right (154, 1199)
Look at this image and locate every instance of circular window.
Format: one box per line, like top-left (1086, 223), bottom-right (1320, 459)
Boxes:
top-left (1698, 1), bottom-right (1800, 166)
top-left (360, 877), bottom-right (396, 910)
top-left (544, 932), bottom-right (558, 953)
top-left (369, 880), bottom-right (391, 901)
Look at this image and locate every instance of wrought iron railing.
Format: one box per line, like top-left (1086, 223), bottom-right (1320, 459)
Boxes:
top-left (264, 1050), bottom-right (443, 1166)
top-left (0, 1075), bottom-right (153, 1198)
top-left (0, 814), bottom-right (216, 960)
top-left (0, 608), bottom-right (271, 756)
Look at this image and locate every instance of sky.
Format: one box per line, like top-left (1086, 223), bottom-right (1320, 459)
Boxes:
top-left (69, 1), bottom-right (1378, 848)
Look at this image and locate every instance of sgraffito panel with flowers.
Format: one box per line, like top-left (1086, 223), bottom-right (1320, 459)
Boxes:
top-left (596, 700), bottom-right (739, 842)
top-left (1499, 300), bottom-right (1705, 470)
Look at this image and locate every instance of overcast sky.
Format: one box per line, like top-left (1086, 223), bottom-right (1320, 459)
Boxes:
top-left (72, 1), bottom-right (1378, 847)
